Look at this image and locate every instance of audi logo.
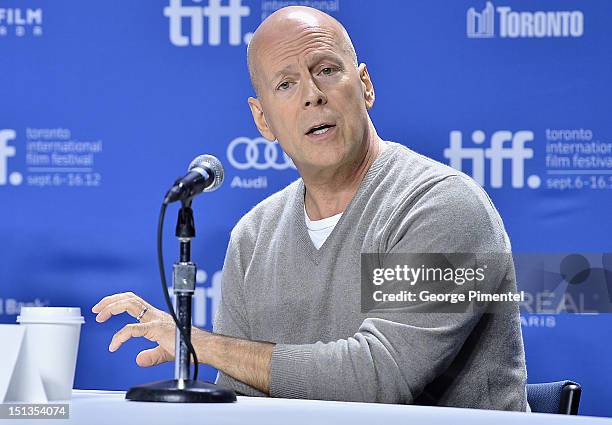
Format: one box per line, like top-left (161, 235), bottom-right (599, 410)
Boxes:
top-left (226, 137), bottom-right (296, 170)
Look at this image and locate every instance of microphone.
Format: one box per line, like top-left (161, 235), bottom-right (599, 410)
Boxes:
top-left (163, 154), bottom-right (224, 204)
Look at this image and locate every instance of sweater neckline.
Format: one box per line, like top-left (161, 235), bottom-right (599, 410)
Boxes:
top-left (292, 141), bottom-right (397, 263)
top-left (304, 205), bottom-right (343, 231)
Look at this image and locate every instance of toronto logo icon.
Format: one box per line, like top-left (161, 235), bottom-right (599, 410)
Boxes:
top-left (467, 2), bottom-right (584, 39)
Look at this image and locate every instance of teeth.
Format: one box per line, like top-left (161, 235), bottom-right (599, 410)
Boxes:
top-left (313, 127), bottom-right (329, 135)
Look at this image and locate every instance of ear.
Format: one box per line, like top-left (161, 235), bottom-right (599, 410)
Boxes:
top-left (248, 97), bottom-right (276, 141)
top-left (358, 63), bottom-right (375, 110)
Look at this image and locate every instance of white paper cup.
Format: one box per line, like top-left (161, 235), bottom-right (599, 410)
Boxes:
top-left (17, 307), bottom-right (85, 401)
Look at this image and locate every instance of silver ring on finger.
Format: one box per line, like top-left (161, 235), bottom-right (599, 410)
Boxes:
top-left (136, 306), bottom-right (148, 322)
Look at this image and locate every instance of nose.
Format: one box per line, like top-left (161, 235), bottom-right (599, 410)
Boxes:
top-left (302, 78), bottom-right (327, 108)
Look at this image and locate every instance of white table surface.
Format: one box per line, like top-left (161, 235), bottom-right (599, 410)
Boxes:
top-left (7, 389), bottom-right (612, 425)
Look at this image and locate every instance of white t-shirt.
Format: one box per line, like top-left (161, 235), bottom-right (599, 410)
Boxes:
top-left (304, 206), bottom-right (343, 250)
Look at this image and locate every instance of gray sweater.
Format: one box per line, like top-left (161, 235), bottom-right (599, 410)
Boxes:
top-left (214, 141), bottom-right (528, 410)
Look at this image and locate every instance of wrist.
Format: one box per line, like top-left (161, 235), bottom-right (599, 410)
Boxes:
top-left (192, 328), bottom-right (215, 365)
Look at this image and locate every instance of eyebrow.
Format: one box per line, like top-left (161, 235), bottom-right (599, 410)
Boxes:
top-left (307, 52), bottom-right (343, 67)
top-left (270, 52), bottom-right (343, 84)
top-left (272, 65), bottom-right (298, 83)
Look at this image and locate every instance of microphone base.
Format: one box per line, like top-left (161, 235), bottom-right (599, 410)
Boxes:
top-left (126, 379), bottom-right (237, 403)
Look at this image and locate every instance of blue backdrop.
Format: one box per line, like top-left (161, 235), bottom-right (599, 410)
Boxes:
top-left (1, 0), bottom-right (611, 417)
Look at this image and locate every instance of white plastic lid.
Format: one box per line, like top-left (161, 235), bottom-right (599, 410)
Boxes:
top-left (17, 307), bottom-right (85, 325)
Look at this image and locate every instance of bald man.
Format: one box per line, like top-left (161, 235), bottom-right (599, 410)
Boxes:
top-left (93, 6), bottom-right (528, 410)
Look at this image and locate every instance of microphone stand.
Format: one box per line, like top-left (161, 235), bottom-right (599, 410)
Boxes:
top-left (126, 199), bottom-right (236, 403)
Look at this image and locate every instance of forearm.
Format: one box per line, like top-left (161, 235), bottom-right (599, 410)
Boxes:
top-left (195, 330), bottom-right (274, 394)
top-left (269, 313), bottom-right (481, 403)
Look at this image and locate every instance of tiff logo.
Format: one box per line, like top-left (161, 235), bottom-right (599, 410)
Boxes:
top-left (444, 130), bottom-right (540, 189)
top-left (467, 2), bottom-right (584, 38)
top-left (0, 129), bottom-right (22, 186)
top-left (164, 0), bottom-right (251, 47)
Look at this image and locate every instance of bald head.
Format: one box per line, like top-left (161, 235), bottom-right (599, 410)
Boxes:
top-left (247, 6), bottom-right (358, 97)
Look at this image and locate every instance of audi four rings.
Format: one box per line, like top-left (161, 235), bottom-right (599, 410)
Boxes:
top-left (227, 137), bottom-right (296, 170)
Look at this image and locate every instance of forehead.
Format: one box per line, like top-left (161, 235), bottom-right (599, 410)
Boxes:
top-left (257, 24), bottom-right (345, 75)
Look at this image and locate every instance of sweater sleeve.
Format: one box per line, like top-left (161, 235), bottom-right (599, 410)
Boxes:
top-left (213, 229), bottom-right (267, 397)
top-left (269, 175), bottom-right (513, 403)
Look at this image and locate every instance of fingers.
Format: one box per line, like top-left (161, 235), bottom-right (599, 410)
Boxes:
top-left (109, 322), bottom-right (155, 352)
top-left (92, 292), bottom-right (140, 314)
top-left (136, 346), bottom-right (173, 367)
top-left (92, 292), bottom-right (155, 324)
top-left (94, 298), bottom-right (146, 323)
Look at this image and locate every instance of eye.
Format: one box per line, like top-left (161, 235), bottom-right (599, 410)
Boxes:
top-left (277, 81), bottom-right (292, 91)
top-left (319, 67), bottom-right (336, 76)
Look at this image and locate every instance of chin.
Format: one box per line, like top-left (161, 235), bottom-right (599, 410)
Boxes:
top-left (303, 152), bottom-right (349, 171)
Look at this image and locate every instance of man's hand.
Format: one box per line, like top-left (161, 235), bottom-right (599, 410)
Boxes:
top-left (92, 291), bottom-right (273, 393)
top-left (92, 291), bottom-right (171, 324)
top-left (91, 292), bottom-right (203, 367)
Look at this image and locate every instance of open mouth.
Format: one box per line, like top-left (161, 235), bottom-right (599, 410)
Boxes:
top-left (306, 124), bottom-right (336, 136)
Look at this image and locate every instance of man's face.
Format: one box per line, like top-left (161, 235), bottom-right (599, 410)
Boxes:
top-left (248, 18), bottom-right (374, 173)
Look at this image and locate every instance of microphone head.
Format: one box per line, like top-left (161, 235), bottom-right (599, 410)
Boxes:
top-left (188, 154), bottom-right (224, 192)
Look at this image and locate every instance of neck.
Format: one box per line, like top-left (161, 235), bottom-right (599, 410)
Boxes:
top-left (302, 123), bottom-right (384, 220)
